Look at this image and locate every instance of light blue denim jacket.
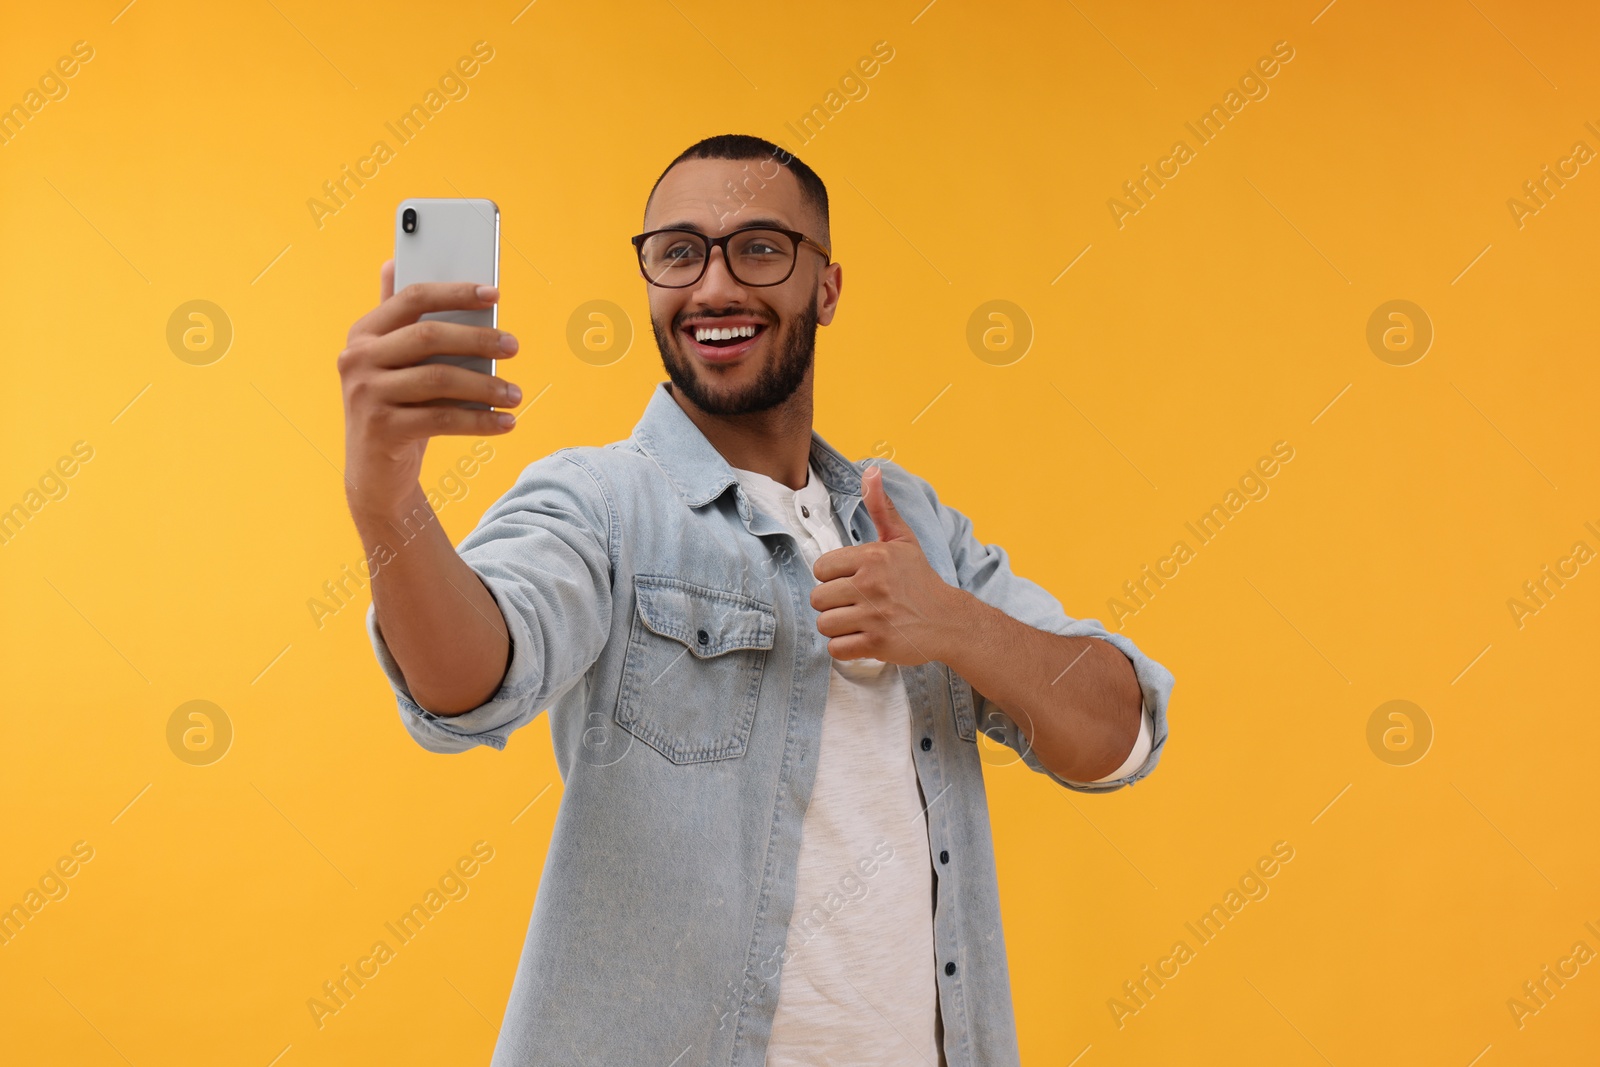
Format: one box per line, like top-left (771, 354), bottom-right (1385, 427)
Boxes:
top-left (366, 381), bottom-right (1175, 1066)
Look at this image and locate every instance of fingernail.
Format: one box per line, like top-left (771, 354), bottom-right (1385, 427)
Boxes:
top-left (477, 285), bottom-right (499, 302)
top-left (496, 411), bottom-right (516, 427)
top-left (506, 383), bottom-right (522, 403)
top-left (499, 332), bottom-right (519, 354)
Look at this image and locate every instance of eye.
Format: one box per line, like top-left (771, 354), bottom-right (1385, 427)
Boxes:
top-left (736, 234), bottom-right (785, 256)
top-left (662, 242), bottom-right (703, 263)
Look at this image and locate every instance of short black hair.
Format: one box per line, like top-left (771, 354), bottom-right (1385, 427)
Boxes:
top-left (644, 133), bottom-right (830, 248)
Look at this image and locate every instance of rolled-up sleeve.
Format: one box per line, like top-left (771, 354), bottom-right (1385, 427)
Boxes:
top-left (907, 464), bottom-right (1175, 794)
top-left (366, 448), bottom-right (615, 754)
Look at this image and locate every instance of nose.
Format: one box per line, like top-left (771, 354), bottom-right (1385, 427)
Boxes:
top-left (692, 245), bottom-right (748, 303)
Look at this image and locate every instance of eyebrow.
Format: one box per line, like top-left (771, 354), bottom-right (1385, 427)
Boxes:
top-left (656, 216), bottom-right (791, 234)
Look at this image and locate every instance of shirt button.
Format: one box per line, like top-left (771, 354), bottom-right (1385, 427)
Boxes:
top-left (697, 629), bottom-right (709, 645)
top-left (921, 737), bottom-right (932, 751)
top-left (939, 850), bottom-right (949, 864)
top-left (944, 962), bottom-right (956, 976)
top-left (801, 505), bottom-right (810, 518)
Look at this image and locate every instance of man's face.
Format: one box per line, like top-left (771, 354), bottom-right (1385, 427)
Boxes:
top-left (641, 158), bottom-right (840, 417)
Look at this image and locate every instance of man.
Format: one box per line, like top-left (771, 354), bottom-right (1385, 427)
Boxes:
top-left (340, 133), bottom-right (1174, 1066)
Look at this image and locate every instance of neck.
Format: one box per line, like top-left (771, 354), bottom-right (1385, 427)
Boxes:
top-left (667, 375), bottom-right (815, 491)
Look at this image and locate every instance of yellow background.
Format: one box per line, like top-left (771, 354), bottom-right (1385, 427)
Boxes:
top-left (3, 0), bottom-right (1598, 1062)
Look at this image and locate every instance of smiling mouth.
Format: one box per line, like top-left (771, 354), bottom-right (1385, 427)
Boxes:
top-left (682, 322), bottom-right (769, 361)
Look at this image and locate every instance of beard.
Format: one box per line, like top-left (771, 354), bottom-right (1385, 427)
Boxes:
top-left (652, 291), bottom-right (819, 417)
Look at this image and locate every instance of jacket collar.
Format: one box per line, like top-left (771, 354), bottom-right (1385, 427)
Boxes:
top-left (630, 381), bottom-right (865, 510)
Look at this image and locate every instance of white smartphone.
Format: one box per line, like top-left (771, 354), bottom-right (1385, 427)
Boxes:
top-left (393, 197), bottom-right (500, 410)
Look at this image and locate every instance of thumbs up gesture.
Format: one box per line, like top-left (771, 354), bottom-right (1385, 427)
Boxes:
top-left (810, 464), bottom-right (962, 665)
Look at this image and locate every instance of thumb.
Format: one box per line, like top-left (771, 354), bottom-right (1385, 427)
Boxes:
top-left (863, 465), bottom-right (915, 543)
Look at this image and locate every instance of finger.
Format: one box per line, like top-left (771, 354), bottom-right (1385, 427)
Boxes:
top-left (364, 319), bottom-right (516, 369)
top-left (376, 363), bottom-right (521, 408)
top-left (355, 280), bottom-right (499, 339)
top-left (824, 633), bottom-right (877, 661)
top-left (380, 258), bottom-right (395, 303)
top-left (809, 577), bottom-right (860, 613)
top-left (815, 606), bottom-right (874, 639)
top-left (379, 404), bottom-right (517, 441)
top-left (812, 544), bottom-right (867, 584)
top-left (862, 465), bottom-right (914, 543)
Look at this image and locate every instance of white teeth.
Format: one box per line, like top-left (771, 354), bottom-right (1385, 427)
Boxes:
top-left (694, 324), bottom-right (759, 342)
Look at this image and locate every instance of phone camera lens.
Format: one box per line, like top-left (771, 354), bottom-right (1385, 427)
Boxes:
top-left (402, 207), bottom-right (417, 234)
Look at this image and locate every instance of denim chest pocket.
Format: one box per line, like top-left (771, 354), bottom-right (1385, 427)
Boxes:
top-left (615, 574), bottom-right (777, 764)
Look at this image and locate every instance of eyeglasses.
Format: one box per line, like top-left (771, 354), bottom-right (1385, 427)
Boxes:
top-left (630, 226), bottom-right (831, 288)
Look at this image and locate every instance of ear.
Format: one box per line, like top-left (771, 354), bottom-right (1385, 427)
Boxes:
top-left (815, 261), bottom-right (842, 327)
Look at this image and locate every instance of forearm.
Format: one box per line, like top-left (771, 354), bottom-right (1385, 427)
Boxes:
top-left (352, 484), bottom-right (511, 715)
top-left (934, 587), bottom-right (1143, 782)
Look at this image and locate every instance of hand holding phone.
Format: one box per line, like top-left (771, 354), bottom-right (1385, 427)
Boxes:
top-left (395, 197), bottom-right (501, 409)
top-left (337, 198), bottom-right (520, 522)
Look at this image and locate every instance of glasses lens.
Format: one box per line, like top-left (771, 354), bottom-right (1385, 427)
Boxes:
top-left (639, 231), bottom-right (708, 287)
top-left (726, 229), bottom-right (797, 285)
top-left (638, 229), bottom-right (798, 287)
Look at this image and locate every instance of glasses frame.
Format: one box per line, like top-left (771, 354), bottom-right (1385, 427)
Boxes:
top-left (630, 225), bottom-right (832, 289)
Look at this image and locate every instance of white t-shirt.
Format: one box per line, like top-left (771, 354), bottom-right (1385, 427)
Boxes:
top-left (734, 462), bottom-right (942, 1067)
top-left (736, 461), bottom-right (1154, 1066)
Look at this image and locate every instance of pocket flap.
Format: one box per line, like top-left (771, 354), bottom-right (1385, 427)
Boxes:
top-left (634, 575), bottom-right (776, 658)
